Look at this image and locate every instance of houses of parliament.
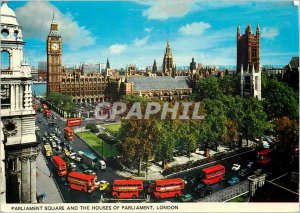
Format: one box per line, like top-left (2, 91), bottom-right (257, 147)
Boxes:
top-left (47, 16), bottom-right (107, 103)
top-left (47, 14), bottom-right (262, 102)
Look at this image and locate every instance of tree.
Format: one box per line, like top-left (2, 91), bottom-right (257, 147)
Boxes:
top-left (90, 126), bottom-right (99, 134)
top-left (194, 77), bottom-right (222, 101)
top-left (218, 74), bottom-right (240, 96)
top-left (240, 98), bottom-right (272, 145)
top-left (199, 99), bottom-right (227, 156)
top-left (154, 120), bottom-right (177, 162)
top-left (119, 117), bottom-right (160, 175)
top-left (222, 119), bottom-right (239, 148)
top-left (46, 91), bottom-right (76, 113)
top-left (263, 79), bottom-right (299, 120)
top-left (104, 81), bottom-right (121, 101)
top-left (275, 117), bottom-right (299, 155)
top-left (86, 123), bottom-right (97, 130)
top-left (175, 120), bottom-right (198, 159)
top-left (217, 95), bottom-right (244, 132)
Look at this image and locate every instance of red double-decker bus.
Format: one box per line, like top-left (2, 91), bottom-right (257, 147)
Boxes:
top-left (64, 127), bottom-right (74, 141)
top-left (148, 178), bottom-right (185, 199)
top-left (112, 179), bottom-right (143, 199)
top-left (44, 109), bottom-right (51, 118)
top-left (201, 164), bottom-right (225, 185)
top-left (257, 149), bottom-right (272, 164)
top-left (67, 118), bottom-right (82, 127)
top-left (52, 156), bottom-right (67, 176)
top-left (68, 172), bottom-right (96, 193)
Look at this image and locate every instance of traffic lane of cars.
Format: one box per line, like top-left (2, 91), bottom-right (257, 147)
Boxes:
top-left (169, 151), bottom-right (256, 201)
top-left (37, 115), bottom-right (103, 202)
top-left (37, 115), bottom-right (125, 202)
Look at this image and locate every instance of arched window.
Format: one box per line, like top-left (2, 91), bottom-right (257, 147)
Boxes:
top-left (1, 51), bottom-right (10, 70)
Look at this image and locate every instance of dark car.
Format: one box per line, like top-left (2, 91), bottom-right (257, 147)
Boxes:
top-left (48, 122), bottom-right (57, 127)
top-left (185, 176), bottom-right (202, 187)
top-left (238, 168), bottom-right (249, 177)
top-left (179, 194), bottom-right (193, 202)
top-left (228, 176), bottom-right (240, 186)
top-left (194, 183), bottom-right (212, 197)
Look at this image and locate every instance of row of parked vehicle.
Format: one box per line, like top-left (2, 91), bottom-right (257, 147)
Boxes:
top-left (42, 128), bottom-right (111, 193)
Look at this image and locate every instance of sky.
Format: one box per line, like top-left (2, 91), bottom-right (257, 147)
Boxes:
top-left (6, 0), bottom-right (299, 68)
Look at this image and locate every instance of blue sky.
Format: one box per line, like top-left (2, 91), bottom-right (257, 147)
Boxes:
top-left (8, 1), bottom-right (299, 68)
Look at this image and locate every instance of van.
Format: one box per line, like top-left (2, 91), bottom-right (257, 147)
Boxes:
top-left (99, 160), bottom-right (106, 170)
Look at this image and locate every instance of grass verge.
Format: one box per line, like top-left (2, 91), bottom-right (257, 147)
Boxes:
top-left (78, 131), bottom-right (118, 157)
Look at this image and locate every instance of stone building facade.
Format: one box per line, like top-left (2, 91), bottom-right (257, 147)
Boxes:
top-left (125, 76), bottom-right (192, 101)
top-left (0, 2), bottom-right (38, 203)
top-left (238, 25), bottom-right (262, 100)
top-left (122, 40), bottom-right (192, 100)
top-left (47, 16), bottom-right (107, 103)
top-left (237, 24), bottom-right (260, 72)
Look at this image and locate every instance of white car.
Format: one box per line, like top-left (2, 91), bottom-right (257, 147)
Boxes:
top-left (232, 164), bottom-right (241, 171)
top-left (69, 162), bottom-right (76, 169)
top-left (74, 157), bottom-right (82, 162)
top-left (99, 160), bottom-right (106, 170)
top-left (69, 152), bottom-right (77, 160)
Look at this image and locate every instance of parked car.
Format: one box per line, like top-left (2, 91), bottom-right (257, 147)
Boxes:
top-left (99, 160), bottom-right (106, 170)
top-left (228, 176), bottom-right (240, 186)
top-left (84, 170), bottom-right (96, 176)
top-left (232, 164), bottom-right (241, 171)
top-left (68, 162), bottom-right (76, 170)
top-left (185, 176), bottom-right (199, 187)
top-left (179, 194), bottom-right (193, 202)
top-left (74, 157), bottom-right (82, 162)
top-left (238, 168), bottom-right (249, 177)
top-left (69, 152), bottom-right (77, 160)
top-left (194, 183), bottom-right (213, 197)
top-left (247, 161), bottom-right (254, 168)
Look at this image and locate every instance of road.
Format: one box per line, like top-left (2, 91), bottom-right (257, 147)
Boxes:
top-left (35, 100), bottom-right (282, 203)
top-left (36, 109), bottom-right (122, 203)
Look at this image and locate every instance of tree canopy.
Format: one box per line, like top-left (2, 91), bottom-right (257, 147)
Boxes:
top-left (262, 79), bottom-right (299, 120)
top-left (46, 92), bottom-right (76, 113)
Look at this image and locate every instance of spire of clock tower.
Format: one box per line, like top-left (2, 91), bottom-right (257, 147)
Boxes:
top-left (49, 12), bottom-right (60, 36)
top-left (47, 13), bottom-right (62, 93)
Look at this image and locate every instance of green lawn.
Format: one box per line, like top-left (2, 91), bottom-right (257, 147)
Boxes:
top-left (104, 123), bottom-right (121, 135)
top-left (78, 131), bottom-right (118, 157)
top-left (227, 193), bottom-right (249, 202)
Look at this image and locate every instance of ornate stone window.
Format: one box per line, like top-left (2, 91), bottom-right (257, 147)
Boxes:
top-left (3, 120), bottom-right (18, 136)
top-left (1, 50), bottom-right (10, 70)
top-left (1, 84), bottom-right (10, 109)
top-left (1, 29), bottom-right (9, 38)
top-left (14, 30), bottom-right (19, 38)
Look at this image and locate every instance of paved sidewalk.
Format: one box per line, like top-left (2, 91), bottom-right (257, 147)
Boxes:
top-left (36, 152), bottom-right (63, 203)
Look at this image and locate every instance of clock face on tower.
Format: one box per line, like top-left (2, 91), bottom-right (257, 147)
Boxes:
top-left (51, 43), bottom-right (59, 51)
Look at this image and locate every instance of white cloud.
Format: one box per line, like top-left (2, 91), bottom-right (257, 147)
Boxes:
top-left (179, 22), bottom-right (211, 36)
top-left (144, 27), bottom-right (153, 33)
top-left (142, 0), bottom-right (199, 20)
top-left (108, 44), bottom-right (128, 55)
top-left (261, 27), bottom-right (279, 38)
top-left (133, 35), bottom-right (150, 46)
top-left (15, 1), bottom-right (94, 50)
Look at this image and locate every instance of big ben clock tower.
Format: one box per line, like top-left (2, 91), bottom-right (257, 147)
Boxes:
top-left (47, 14), bottom-right (62, 93)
